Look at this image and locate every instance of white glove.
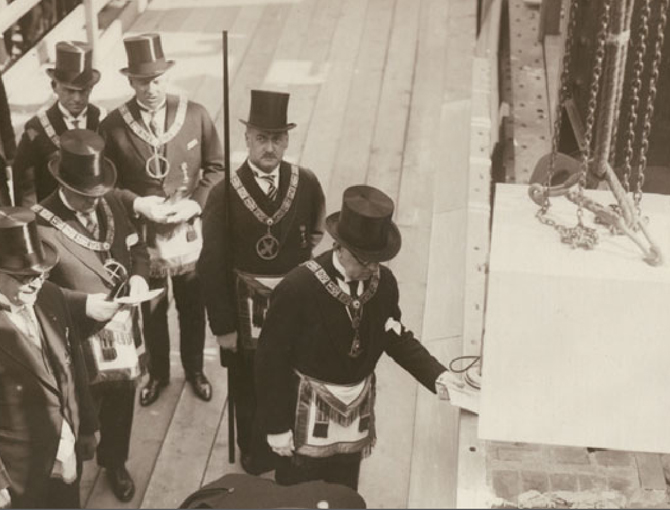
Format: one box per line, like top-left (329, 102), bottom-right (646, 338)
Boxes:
top-left (267, 430), bottom-right (294, 457)
top-left (435, 370), bottom-right (465, 401)
top-left (164, 199), bottom-right (201, 224)
top-left (133, 195), bottom-right (173, 223)
top-left (0, 488), bottom-right (10, 509)
top-left (86, 293), bottom-right (122, 322)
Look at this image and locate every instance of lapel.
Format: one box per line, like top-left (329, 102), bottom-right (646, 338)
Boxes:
top-left (46, 102), bottom-right (68, 136)
top-left (312, 251), bottom-right (357, 357)
top-left (277, 161), bottom-right (291, 201)
top-left (0, 306), bottom-right (61, 395)
top-left (123, 99), bottom-right (156, 164)
top-left (43, 194), bottom-right (115, 287)
top-left (87, 104), bottom-right (101, 131)
top-left (163, 94), bottom-right (180, 163)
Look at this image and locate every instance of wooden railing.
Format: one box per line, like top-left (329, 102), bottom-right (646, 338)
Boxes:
top-left (0, 0), bottom-right (114, 65)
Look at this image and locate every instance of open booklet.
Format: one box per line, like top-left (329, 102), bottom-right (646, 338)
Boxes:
top-left (115, 287), bottom-right (165, 305)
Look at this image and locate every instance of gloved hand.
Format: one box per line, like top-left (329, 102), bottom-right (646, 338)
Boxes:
top-left (267, 430), bottom-right (294, 457)
top-left (164, 199), bottom-right (201, 224)
top-left (0, 488), bottom-right (10, 509)
top-left (435, 370), bottom-right (465, 401)
top-left (133, 195), bottom-right (174, 224)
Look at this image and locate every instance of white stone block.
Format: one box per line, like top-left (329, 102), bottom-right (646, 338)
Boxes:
top-left (479, 183), bottom-right (670, 453)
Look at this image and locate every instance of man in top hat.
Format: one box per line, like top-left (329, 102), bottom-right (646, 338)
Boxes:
top-left (254, 185), bottom-right (462, 490)
top-left (99, 33), bottom-right (224, 406)
top-left (12, 40), bottom-right (105, 207)
top-left (0, 206), bottom-right (121, 509)
top-left (198, 89), bottom-right (326, 474)
top-left (34, 129), bottom-right (151, 502)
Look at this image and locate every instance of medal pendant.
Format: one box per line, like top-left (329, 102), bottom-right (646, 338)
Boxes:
top-left (145, 152), bottom-right (170, 180)
top-left (349, 333), bottom-right (362, 358)
top-left (103, 258), bottom-right (128, 285)
top-left (256, 230), bottom-right (280, 260)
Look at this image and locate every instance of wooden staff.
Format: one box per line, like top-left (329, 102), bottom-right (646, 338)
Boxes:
top-left (221, 30), bottom-right (237, 465)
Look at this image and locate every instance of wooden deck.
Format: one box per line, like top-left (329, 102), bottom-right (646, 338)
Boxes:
top-left (5, 0), bottom-right (478, 507)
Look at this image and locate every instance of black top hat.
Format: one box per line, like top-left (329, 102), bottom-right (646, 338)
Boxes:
top-left (46, 41), bottom-right (101, 90)
top-left (0, 207), bottom-right (59, 275)
top-left (240, 90), bottom-right (296, 132)
top-left (326, 185), bottom-right (402, 263)
top-left (48, 129), bottom-right (117, 197)
top-left (121, 33), bottom-right (175, 78)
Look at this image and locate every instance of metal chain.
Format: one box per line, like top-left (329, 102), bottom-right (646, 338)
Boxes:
top-left (571, 0), bottom-right (610, 239)
top-left (543, 0), bottom-right (580, 210)
top-left (633, 0), bottom-right (670, 206)
top-left (621, 0), bottom-right (650, 194)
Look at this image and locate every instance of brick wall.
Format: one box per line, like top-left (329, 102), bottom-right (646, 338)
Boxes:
top-left (487, 442), bottom-right (670, 508)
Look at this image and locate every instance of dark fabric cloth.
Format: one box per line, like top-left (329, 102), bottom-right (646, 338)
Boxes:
top-left (0, 282), bottom-right (95, 504)
top-left (197, 160), bottom-right (326, 337)
top-left (142, 270), bottom-right (206, 380)
top-left (255, 249), bottom-right (447, 437)
top-left (12, 102), bottom-right (103, 206)
top-left (101, 94), bottom-right (223, 375)
top-left (91, 383), bottom-right (135, 467)
top-left (36, 189), bottom-right (147, 470)
top-left (12, 474), bottom-right (81, 509)
top-left (37, 189), bottom-right (151, 291)
top-left (275, 453), bottom-right (362, 491)
top-left (179, 473), bottom-right (366, 509)
top-left (99, 94), bottom-right (224, 210)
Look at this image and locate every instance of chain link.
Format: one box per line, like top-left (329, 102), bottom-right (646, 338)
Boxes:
top-left (543, 0), bottom-right (580, 207)
top-left (621, 0), bottom-right (650, 194)
top-left (633, 0), bottom-right (670, 206)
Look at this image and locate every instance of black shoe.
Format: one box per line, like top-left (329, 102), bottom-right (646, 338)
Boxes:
top-left (241, 453), bottom-right (274, 475)
top-left (186, 371), bottom-right (212, 402)
top-left (107, 465), bottom-right (135, 502)
top-left (139, 377), bottom-right (168, 407)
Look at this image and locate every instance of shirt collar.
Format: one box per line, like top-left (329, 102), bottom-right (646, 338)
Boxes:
top-left (332, 251), bottom-right (352, 283)
top-left (136, 97), bottom-right (167, 113)
top-left (248, 159), bottom-right (280, 180)
top-left (59, 189), bottom-right (96, 216)
top-left (0, 292), bottom-right (26, 313)
top-left (58, 102), bottom-right (87, 122)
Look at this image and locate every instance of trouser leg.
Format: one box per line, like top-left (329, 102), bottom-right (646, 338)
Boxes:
top-left (142, 276), bottom-right (170, 381)
top-left (172, 270), bottom-right (206, 375)
top-left (94, 384), bottom-right (136, 468)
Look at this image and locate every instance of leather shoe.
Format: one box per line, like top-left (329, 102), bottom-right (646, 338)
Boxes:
top-left (139, 377), bottom-right (168, 407)
top-left (241, 453), bottom-right (273, 475)
top-left (107, 465), bottom-right (135, 502)
top-left (186, 371), bottom-right (212, 402)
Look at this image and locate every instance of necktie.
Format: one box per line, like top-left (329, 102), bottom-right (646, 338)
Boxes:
top-left (147, 110), bottom-right (161, 137)
top-left (81, 210), bottom-right (99, 239)
top-left (72, 118), bottom-right (81, 129)
top-left (258, 174), bottom-right (278, 202)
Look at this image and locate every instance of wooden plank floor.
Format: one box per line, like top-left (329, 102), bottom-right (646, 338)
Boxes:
top-left (6, 0), bottom-right (476, 507)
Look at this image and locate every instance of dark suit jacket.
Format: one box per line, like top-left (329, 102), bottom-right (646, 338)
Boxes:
top-left (255, 250), bottom-right (447, 435)
top-left (12, 102), bottom-right (103, 206)
top-left (99, 94), bottom-right (224, 210)
top-left (0, 282), bottom-right (97, 506)
top-left (37, 189), bottom-right (150, 296)
top-left (197, 160), bottom-right (325, 336)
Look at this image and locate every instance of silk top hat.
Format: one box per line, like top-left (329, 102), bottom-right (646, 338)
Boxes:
top-left (0, 207), bottom-right (59, 275)
top-left (240, 90), bottom-right (297, 132)
top-left (326, 185), bottom-right (402, 263)
top-left (46, 41), bottom-right (100, 90)
top-left (49, 129), bottom-right (117, 197)
top-left (121, 33), bottom-right (175, 78)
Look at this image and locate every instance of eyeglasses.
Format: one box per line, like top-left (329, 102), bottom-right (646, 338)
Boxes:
top-left (350, 251), bottom-right (375, 268)
top-left (10, 272), bottom-right (48, 285)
